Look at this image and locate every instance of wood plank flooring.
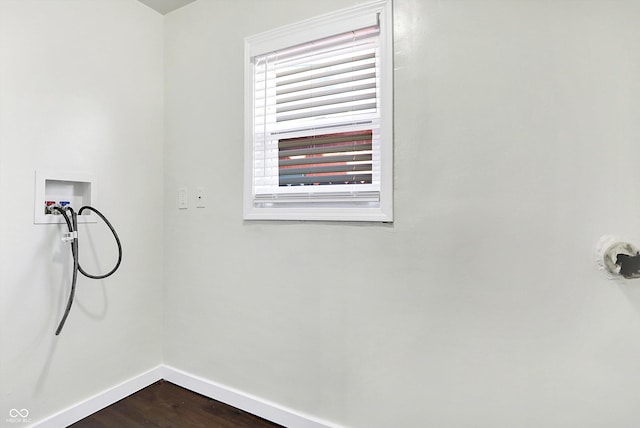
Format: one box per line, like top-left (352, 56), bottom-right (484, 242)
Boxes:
top-left (69, 380), bottom-right (283, 428)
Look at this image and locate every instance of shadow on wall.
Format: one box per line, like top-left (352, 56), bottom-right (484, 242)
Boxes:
top-left (33, 224), bottom-right (111, 395)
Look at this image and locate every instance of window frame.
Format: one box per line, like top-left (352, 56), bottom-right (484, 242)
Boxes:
top-left (243, 0), bottom-right (393, 222)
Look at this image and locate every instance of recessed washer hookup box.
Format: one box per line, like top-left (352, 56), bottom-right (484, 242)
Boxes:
top-left (34, 170), bottom-right (97, 224)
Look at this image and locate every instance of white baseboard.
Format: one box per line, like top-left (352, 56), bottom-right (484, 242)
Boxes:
top-left (32, 365), bottom-right (164, 428)
top-left (32, 364), bottom-right (343, 428)
top-left (161, 365), bottom-right (342, 428)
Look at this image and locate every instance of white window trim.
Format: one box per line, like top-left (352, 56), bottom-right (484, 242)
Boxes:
top-left (243, 0), bottom-right (393, 222)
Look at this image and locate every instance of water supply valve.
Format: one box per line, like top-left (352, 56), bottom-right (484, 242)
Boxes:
top-left (45, 200), bottom-right (58, 214)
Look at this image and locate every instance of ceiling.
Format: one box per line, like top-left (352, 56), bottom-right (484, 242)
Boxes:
top-left (137, 0), bottom-right (197, 15)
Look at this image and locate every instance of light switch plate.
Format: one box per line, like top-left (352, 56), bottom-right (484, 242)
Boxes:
top-left (178, 187), bottom-right (188, 209)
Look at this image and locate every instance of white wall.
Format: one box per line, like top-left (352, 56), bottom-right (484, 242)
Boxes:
top-left (3, 0), bottom-right (640, 427)
top-left (164, 1), bottom-right (640, 427)
top-left (0, 1), bottom-right (164, 425)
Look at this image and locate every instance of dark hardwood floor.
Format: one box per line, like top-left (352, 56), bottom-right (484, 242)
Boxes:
top-left (69, 380), bottom-right (283, 428)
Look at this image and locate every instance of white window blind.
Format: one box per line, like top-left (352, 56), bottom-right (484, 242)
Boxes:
top-left (253, 24), bottom-right (381, 200)
top-left (244, 0), bottom-right (393, 221)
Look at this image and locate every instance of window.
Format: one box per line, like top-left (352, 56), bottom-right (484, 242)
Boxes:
top-left (244, 0), bottom-right (393, 222)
